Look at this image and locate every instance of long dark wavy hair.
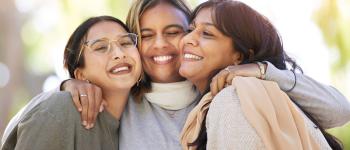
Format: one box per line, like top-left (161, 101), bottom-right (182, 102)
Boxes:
top-left (188, 0), bottom-right (343, 150)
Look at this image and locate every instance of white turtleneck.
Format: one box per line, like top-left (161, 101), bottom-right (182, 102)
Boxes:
top-left (145, 80), bottom-right (199, 110)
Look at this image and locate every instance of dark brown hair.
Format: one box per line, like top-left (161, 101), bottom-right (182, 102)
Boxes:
top-left (189, 0), bottom-right (343, 149)
top-left (63, 15), bottom-right (140, 95)
top-left (126, 0), bottom-right (192, 101)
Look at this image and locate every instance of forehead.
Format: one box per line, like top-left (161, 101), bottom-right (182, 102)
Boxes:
top-left (193, 8), bottom-right (213, 25)
top-left (86, 21), bottom-right (127, 40)
top-left (140, 2), bottom-right (188, 29)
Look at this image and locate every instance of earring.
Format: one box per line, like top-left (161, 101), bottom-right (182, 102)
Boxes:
top-left (136, 74), bottom-right (143, 86)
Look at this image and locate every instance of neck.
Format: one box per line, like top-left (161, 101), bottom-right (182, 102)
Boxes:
top-left (193, 80), bottom-right (209, 95)
top-left (103, 89), bottom-right (130, 120)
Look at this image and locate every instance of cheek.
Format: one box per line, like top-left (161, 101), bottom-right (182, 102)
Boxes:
top-left (140, 44), bottom-right (148, 57)
top-left (127, 49), bottom-right (142, 68)
top-left (217, 52), bottom-right (236, 69)
top-left (130, 50), bottom-right (142, 65)
top-left (206, 44), bottom-right (234, 68)
top-left (171, 36), bottom-right (183, 52)
top-left (178, 38), bottom-right (185, 51)
top-left (84, 56), bottom-right (104, 71)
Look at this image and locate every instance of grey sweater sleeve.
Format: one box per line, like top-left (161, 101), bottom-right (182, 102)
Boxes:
top-left (13, 92), bottom-right (76, 150)
top-left (2, 92), bottom-right (120, 150)
top-left (264, 61), bottom-right (350, 129)
top-left (1, 89), bottom-right (59, 146)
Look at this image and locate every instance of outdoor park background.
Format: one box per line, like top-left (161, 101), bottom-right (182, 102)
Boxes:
top-left (0, 0), bottom-right (349, 148)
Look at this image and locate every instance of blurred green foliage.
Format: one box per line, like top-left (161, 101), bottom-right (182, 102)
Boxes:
top-left (315, 0), bottom-right (350, 149)
top-left (329, 124), bottom-right (350, 149)
top-left (314, 0), bottom-right (350, 72)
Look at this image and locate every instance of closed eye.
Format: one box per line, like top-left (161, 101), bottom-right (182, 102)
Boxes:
top-left (165, 31), bottom-right (182, 37)
top-left (203, 31), bottom-right (213, 36)
top-left (94, 46), bottom-right (108, 52)
top-left (141, 34), bottom-right (153, 39)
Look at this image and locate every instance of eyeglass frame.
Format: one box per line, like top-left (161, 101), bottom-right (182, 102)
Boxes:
top-left (75, 33), bottom-right (138, 65)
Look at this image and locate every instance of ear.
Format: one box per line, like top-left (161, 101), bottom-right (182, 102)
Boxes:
top-left (231, 52), bottom-right (244, 65)
top-left (74, 68), bottom-right (86, 80)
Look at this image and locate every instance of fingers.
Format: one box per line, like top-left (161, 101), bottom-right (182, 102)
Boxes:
top-left (225, 64), bottom-right (261, 78)
top-left (226, 72), bottom-right (236, 85)
top-left (210, 76), bottom-right (219, 96)
top-left (210, 70), bottom-right (229, 96)
top-left (72, 89), bottom-right (82, 112)
top-left (78, 88), bottom-right (89, 128)
top-left (210, 63), bottom-right (265, 96)
top-left (90, 86), bottom-right (103, 128)
top-left (217, 71), bottom-right (228, 92)
top-left (86, 85), bottom-right (95, 129)
top-left (64, 80), bottom-right (82, 112)
top-left (94, 87), bottom-right (103, 113)
top-left (62, 79), bottom-right (104, 129)
top-left (101, 100), bottom-right (108, 112)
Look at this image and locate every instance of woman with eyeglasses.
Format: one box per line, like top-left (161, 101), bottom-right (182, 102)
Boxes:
top-left (1, 16), bottom-right (142, 150)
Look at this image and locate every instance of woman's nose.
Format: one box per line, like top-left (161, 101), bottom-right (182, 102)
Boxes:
top-left (182, 32), bottom-right (198, 47)
top-left (111, 44), bottom-right (126, 60)
top-left (153, 35), bottom-right (169, 50)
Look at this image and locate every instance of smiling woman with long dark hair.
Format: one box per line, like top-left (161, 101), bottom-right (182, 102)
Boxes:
top-left (1, 16), bottom-right (142, 150)
top-left (180, 0), bottom-right (343, 149)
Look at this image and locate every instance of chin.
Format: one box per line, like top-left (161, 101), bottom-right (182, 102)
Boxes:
top-left (115, 83), bottom-right (136, 90)
top-left (179, 68), bottom-right (194, 80)
top-left (112, 78), bottom-right (137, 88)
top-left (148, 70), bottom-right (180, 83)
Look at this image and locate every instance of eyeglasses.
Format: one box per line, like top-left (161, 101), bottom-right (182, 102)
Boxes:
top-left (75, 33), bottom-right (138, 64)
top-left (84, 33), bottom-right (138, 52)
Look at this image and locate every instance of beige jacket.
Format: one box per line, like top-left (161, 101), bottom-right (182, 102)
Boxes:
top-left (181, 77), bottom-right (332, 150)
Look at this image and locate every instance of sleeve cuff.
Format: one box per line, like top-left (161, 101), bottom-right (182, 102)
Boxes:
top-left (264, 61), bottom-right (296, 91)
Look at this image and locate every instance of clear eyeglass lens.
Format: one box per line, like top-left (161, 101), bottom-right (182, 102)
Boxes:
top-left (89, 33), bottom-right (137, 52)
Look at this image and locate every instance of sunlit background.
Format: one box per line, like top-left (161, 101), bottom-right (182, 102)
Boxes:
top-left (0, 0), bottom-right (349, 148)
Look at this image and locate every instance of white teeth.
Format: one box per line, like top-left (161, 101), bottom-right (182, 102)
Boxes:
top-left (184, 53), bottom-right (202, 60)
top-left (112, 66), bottom-right (129, 73)
top-left (153, 55), bottom-right (173, 62)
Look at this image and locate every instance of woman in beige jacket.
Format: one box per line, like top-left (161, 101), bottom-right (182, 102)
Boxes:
top-left (179, 0), bottom-right (343, 149)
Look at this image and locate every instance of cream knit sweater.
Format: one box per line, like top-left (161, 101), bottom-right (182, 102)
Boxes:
top-left (206, 85), bottom-right (332, 150)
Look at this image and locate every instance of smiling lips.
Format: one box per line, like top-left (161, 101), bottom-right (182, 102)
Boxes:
top-left (152, 55), bottom-right (174, 64)
top-left (183, 53), bottom-right (203, 61)
top-left (109, 63), bottom-right (132, 75)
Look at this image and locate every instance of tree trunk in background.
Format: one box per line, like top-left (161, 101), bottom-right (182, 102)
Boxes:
top-left (0, 0), bottom-right (24, 138)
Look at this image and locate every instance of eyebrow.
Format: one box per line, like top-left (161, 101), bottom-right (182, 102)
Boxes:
top-left (191, 21), bottom-right (215, 27)
top-left (141, 24), bottom-right (185, 33)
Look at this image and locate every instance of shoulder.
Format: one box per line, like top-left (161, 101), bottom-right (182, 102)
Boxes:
top-left (206, 86), bottom-right (265, 149)
top-left (208, 86), bottom-right (241, 120)
top-left (40, 91), bottom-right (75, 111)
top-left (21, 91), bottom-right (79, 124)
top-left (207, 85), bottom-right (243, 126)
top-left (212, 86), bottom-right (240, 105)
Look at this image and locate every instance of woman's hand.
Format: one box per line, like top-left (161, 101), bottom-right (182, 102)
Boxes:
top-left (210, 63), bottom-right (267, 96)
top-left (61, 79), bottom-right (106, 129)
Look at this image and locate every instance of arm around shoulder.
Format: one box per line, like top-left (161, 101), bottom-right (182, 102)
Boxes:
top-left (264, 61), bottom-right (350, 128)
